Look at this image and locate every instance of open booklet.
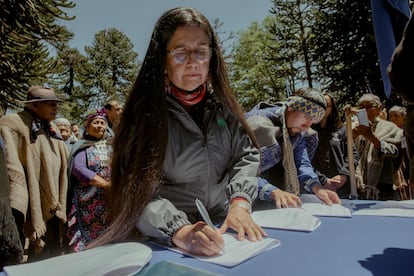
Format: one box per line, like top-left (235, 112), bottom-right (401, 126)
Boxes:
top-left (3, 242), bottom-right (152, 276)
top-left (168, 233), bottom-right (280, 267)
top-left (252, 208), bottom-right (321, 232)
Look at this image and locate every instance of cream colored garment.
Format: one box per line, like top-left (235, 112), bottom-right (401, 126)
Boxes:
top-left (355, 118), bottom-right (403, 199)
top-left (0, 112), bottom-right (68, 246)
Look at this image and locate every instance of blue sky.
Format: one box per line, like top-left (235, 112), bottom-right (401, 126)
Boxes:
top-left (62, 0), bottom-right (273, 57)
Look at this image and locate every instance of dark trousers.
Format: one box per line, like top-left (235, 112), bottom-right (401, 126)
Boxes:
top-left (377, 182), bottom-right (401, 201)
top-left (12, 208), bottom-right (62, 262)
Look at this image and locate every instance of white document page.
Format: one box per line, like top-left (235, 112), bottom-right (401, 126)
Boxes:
top-left (370, 200), bottom-right (414, 209)
top-left (353, 208), bottom-right (414, 217)
top-left (169, 233), bottom-right (280, 267)
top-left (251, 208), bottom-right (321, 232)
top-left (353, 200), bottom-right (414, 217)
top-left (301, 203), bottom-right (352, 217)
top-left (4, 242), bottom-right (152, 276)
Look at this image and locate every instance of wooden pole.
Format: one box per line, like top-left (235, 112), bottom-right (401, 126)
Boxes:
top-left (344, 105), bottom-right (358, 199)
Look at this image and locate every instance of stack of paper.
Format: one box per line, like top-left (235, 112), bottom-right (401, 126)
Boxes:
top-left (3, 242), bottom-right (152, 276)
top-left (251, 208), bottom-right (321, 232)
top-left (169, 233), bottom-right (280, 267)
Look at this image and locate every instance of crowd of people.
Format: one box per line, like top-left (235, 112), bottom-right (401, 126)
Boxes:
top-left (0, 6), bottom-right (413, 269)
top-left (0, 86), bottom-right (123, 266)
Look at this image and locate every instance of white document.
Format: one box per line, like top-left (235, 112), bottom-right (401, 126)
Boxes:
top-left (370, 200), bottom-right (414, 209)
top-left (352, 200), bottom-right (414, 217)
top-left (352, 208), bottom-right (414, 217)
top-left (301, 203), bottom-right (352, 218)
top-left (251, 208), bottom-right (321, 232)
top-left (169, 233), bottom-right (280, 267)
top-left (4, 242), bottom-right (152, 276)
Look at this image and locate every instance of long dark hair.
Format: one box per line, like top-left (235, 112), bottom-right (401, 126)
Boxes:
top-left (91, 7), bottom-right (258, 247)
top-left (313, 93), bottom-right (343, 135)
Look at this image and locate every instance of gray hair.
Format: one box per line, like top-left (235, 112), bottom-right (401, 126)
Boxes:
top-left (54, 117), bottom-right (71, 127)
top-left (357, 94), bottom-right (381, 107)
top-left (388, 105), bottom-right (407, 116)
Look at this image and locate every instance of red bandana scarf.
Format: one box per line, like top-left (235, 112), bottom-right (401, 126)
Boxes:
top-left (170, 83), bottom-right (207, 108)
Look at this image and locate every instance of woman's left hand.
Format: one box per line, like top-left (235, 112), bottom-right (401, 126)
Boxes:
top-left (219, 204), bottom-right (267, 242)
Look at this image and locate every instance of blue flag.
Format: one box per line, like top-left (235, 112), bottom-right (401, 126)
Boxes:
top-left (371, 0), bottom-right (410, 98)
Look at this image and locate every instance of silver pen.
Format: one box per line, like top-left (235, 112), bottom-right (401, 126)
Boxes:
top-left (195, 198), bottom-right (225, 253)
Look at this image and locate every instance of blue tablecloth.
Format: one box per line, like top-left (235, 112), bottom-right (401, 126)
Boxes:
top-left (2, 201), bottom-right (413, 276)
top-left (142, 201), bottom-right (414, 276)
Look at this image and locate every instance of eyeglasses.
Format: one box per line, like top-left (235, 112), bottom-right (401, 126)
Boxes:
top-left (168, 47), bottom-right (212, 64)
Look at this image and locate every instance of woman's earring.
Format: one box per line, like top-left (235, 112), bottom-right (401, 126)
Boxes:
top-left (165, 77), bottom-right (171, 94)
top-left (207, 78), bottom-right (213, 92)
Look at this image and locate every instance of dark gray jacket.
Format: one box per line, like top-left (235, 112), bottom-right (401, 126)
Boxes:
top-left (136, 94), bottom-right (260, 245)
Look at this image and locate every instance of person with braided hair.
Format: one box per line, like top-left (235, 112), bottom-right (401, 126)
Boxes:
top-left (246, 88), bottom-right (341, 208)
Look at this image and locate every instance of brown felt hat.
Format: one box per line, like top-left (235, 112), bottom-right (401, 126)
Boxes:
top-left (23, 86), bottom-right (63, 103)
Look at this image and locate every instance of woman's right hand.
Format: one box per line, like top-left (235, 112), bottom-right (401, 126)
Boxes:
top-left (172, 221), bottom-right (224, 256)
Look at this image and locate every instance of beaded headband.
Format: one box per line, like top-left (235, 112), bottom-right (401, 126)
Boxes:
top-left (287, 96), bottom-right (326, 122)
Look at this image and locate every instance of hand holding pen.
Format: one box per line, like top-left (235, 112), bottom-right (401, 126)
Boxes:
top-left (171, 199), bottom-right (225, 256)
top-left (195, 198), bottom-right (225, 253)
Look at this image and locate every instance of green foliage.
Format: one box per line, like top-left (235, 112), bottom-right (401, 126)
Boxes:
top-left (0, 0), bottom-right (75, 115)
top-left (311, 0), bottom-right (383, 108)
top-left (81, 28), bottom-right (139, 109)
top-left (231, 0), bottom-right (387, 113)
top-left (53, 46), bottom-right (90, 123)
top-left (268, 0), bottom-right (319, 89)
top-left (211, 18), bottom-right (236, 62)
top-left (1, 0), bottom-right (400, 120)
top-left (54, 28), bottom-right (139, 123)
top-left (231, 18), bottom-right (286, 111)
top-left (230, 0), bottom-right (325, 111)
